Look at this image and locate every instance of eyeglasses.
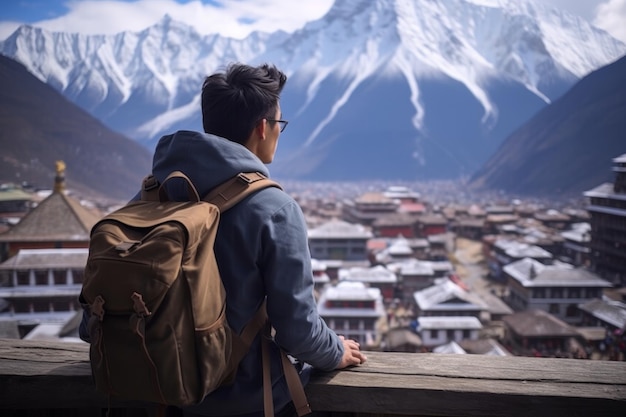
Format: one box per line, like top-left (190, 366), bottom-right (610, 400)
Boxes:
top-left (266, 118), bottom-right (289, 133)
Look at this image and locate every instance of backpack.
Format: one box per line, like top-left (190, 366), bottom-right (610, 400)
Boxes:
top-left (79, 171), bottom-right (311, 416)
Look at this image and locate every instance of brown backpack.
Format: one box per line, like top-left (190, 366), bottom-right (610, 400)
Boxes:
top-left (80, 171), bottom-right (311, 416)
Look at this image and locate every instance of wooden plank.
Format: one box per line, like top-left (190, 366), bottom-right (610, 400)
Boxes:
top-left (309, 352), bottom-right (626, 416)
top-left (1, 339), bottom-right (625, 416)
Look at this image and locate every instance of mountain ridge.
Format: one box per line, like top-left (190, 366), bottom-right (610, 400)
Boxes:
top-left (0, 55), bottom-right (152, 201)
top-left (1, 0), bottom-right (625, 182)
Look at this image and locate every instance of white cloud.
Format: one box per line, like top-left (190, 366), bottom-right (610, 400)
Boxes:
top-left (0, 0), bottom-right (334, 39)
top-left (593, 0), bottom-right (626, 43)
top-left (1, 0), bottom-right (625, 45)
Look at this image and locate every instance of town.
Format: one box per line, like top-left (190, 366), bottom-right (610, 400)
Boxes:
top-left (0, 154), bottom-right (625, 364)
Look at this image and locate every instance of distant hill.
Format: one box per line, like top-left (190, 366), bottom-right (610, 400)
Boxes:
top-left (0, 55), bottom-right (152, 201)
top-left (469, 55), bottom-right (626, 198)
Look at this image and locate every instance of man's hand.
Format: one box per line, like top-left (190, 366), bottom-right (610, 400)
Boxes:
top-left (335, 335), bottom-right (367, 369)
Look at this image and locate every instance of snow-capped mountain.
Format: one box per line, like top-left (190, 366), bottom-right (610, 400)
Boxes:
top-left (1, 0), bottom-right (624, 181)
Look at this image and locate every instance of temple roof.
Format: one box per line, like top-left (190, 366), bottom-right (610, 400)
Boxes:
top-left (0, 191), bottom-right (101, 242)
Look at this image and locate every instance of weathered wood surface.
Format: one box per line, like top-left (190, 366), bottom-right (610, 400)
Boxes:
top-left (1, 338), bottom-right (626, 416)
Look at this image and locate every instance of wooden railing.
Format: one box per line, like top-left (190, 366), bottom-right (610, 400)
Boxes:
top-left (1, 338), bottom-right (625, 416)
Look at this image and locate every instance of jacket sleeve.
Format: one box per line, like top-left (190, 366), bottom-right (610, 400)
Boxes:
top-left (261, 200), bottom-right (344, 372)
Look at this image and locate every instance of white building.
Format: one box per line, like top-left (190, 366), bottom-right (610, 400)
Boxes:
top-left (504, 257), bottom-right (612, 324)
top-left (489, 238), bottom-right (553, 281)
top-left (375, 235), bottom-right (415, 264)
top-left (0, 248), bottom-right (87, 327)
top-left (413, 277), bottom-right (489, 321)
top-left (382, 186), bottom-right (420, 203)
top-left (560, 223), bottom-right (591, 267)
top-left (417, 316), bottom-right (482, 348)
top-left (387, 259), bottom-right (454, 302)
top-left (339, 265), bottom-right (397, 302)
top-left (317, 281), bottom-right (386, 347)
top-left (308, 219), bottom-right (372, 264)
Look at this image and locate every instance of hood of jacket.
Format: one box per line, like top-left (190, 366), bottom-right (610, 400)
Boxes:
top-left (150, 130), bottom-right (270, 196)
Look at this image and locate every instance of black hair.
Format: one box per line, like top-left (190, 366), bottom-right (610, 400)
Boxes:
top-left (201, 63), bottom-right (287, 145)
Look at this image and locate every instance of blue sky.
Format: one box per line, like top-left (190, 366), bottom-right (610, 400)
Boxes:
top-left (0, 0), bottom-right (625, 42)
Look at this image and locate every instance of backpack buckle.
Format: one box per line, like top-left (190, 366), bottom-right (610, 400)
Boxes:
top-left (131, 292), bottom-right (152, 317)
top-left (237, 173), bottom-right (254, 184)
top-left (237, 172), bottom-right (266, 185)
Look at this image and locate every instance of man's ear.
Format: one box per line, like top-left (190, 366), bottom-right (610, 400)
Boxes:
top-left (254, 118), bottom-right (267, 141)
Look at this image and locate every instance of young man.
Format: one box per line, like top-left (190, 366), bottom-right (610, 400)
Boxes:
top-left (135, 63), bottom-right (365, 416)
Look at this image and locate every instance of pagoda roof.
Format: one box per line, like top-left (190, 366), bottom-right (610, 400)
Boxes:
top-left (0, 191), bottom-right (102, 242)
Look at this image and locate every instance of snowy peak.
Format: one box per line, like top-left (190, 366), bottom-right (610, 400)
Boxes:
top-left (1, 0), bottom-right (625, 181)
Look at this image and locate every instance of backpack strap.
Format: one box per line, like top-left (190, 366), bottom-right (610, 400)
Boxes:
top-left (260, 317), bottom-right (312, 417)
top-left (140, 171), bottom-right (281, 208)
top-left (238, 301), bottom-right (312, 417)
top-left (203, 172), bottom-right (282, 211)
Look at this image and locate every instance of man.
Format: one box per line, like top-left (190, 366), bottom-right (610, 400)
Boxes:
top-left (88, 62), bottom-right (366, 416)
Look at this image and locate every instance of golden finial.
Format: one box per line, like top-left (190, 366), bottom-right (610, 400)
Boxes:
top-left (54, 160), bottom-right (66, 193)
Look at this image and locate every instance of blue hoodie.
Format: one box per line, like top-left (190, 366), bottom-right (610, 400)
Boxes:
top-left (148, 130), bottom-right (343, 415)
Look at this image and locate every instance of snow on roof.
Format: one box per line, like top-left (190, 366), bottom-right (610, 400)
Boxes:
top-left (503, 258), bottom-right (612, 288)
top-left (413, 278), bottom-right (487, 311)
top-left (417, 316), bottom-right (482, 330)
top-left (339, 265), bottom-right (397, 283)
top-left (308, 219), bottom-right (373, 239)
top-left (495, 239), bottom-right (552, 259)
top-left (579, 298), bottom-right (626, 329)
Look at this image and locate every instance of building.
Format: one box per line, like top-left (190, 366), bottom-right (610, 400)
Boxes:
top-left (578, 298), bottom-right (626, 360)
top-left (338, 265), bottom-right (397, 302)
top-left (413, 277), bottom-right (489, 321)
top-left (382, 327), bottom-right (423, 352)
top-left (426, 234), bottom-right (450, 261)
top-left (578, 298), bottom-right (626, 333)
top-left (317, 281), bottom-right (386, 347)
top-left (0, 184), bottom-right (36, 228)
top-left (0, 163), bottom-right (101, 261)
top-left (341, 192), bottom-right (399, 226)
top-left (487, 238), bottom-right (553, 281)
top-left (584, 153), bottom-right (626, 286)
top-left (413, 214), bottom-right (447, 238)
top-left (387, 259), bottom-right (435, 301)
top-left (484, 205), bottom-right (519, 235)
top-left (373, 235), bottom-right (415, 265)
top-left (308, 219), bottom-right (372, 264)
top-left (453, 218), bottom-right (486, 240)
top-left (382, 186), bottom-right (420, 204)
top-left (502, 309), bottom-right (581, 358)
top-left (0, 248), bottom-right (87, 331)
top-left (533, 209), bottom-right (572, 231)
top-left (371, 213), bottom-right (416, 238)
top-left (503, 258), bottom-right (612, 324)
top-left (0, 162), bottom-right (101, 338)
top-left (560, 223), bottom-right (591, 267)
top-left (416, 316), bottom-right (482, 349)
